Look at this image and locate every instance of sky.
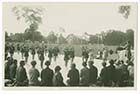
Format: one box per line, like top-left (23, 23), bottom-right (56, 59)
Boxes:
top-left (3, 2), bottom-right (137, 37)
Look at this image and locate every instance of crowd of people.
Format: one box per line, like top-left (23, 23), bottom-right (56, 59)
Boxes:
top-left (4, 41), bottom-right (134, 87)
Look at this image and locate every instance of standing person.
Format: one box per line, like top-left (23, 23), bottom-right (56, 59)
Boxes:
top-left (17, 44), bottom-right (20, 54)
top-left (29, 61), bottom-right (40, 86)
top-left (48, 47), bottom-right (53, 63)
top-left (99, 62), bottom-right (108, 86)
top-left (24, 47), bottom-right (29, 63)
top-left (53, 66), bottom-right (65, 86)
top-left (124, 41), bottom-right (131, 62)
top-left (9, 59), bottom-right (17, 82)
top-left (53, 46), bottom-right (59, 62)
top-left (31, 47), bottom-right (36, 60)
top-left (81, 47), bottom-right (89, 63)
top-left (102, 47), bottom-right (109, 61)
top-left (44, 45), bottom-right (48, 56)
top-left (69, 47), bottom-right (75, 63)
top-left (16, 60), bottom-right (28, 86)
top-left (9, 44), bottom-right (15, 58)
top-left (63, 47), bottom-right (70, 67)
top-left (80, 62), bottom-right (90, 86)
top-left (40, 61), bottom-right (54, 86)
top-left (88, 61), bottom-right (98, 85)
top-left (20, 46), bottom-right (25, 59)
top-left (67, 63), bottom-right (79, 86)
top-left (39, 49), bottom-right (45, 69)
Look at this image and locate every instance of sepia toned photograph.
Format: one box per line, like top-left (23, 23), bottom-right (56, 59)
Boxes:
top-left (3, 2), bottom-right (137, 89)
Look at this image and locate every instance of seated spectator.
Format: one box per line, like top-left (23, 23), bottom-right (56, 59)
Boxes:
top-left (53, 66), bottom-right (65, 86)
top-left (29, 61), bottom-right (40, 86)
top-left (67, 63), bottom-right (79, 86)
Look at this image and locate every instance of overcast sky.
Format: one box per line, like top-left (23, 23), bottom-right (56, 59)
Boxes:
top-left (3, 2), bottom-right (137, 36)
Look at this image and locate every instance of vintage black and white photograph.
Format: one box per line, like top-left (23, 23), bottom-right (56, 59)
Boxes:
top-left (3, 2), bottom-right (137, 89)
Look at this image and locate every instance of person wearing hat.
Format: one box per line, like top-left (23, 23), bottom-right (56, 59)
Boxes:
top-left (67, 63), bottom-right (79, 86)
top-left (100, 61), bottom-right (108, 86)
top-left (80, 62), bottom-right (90, 86)
top-left (88, 61), bottom-right (98, 85)
top-left (40, 61), bottom-right (54, 86)
top-left (16, 60), bottom-right (28, 86)
top-left (29, 61), bottom-right (40, 86)
top-left (53, 66), bottom-right (65, 86)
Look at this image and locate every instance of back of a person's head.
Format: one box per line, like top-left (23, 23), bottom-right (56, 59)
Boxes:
top-left (13, 59), bottom-right (17, 65)
top-left (55, 65), bottom-right (61, 72)
top-left (88, 61), bottom-right (94, 66)
top-left (82, 62), bottom-right (87, 67)
top-left (45, 60), bottom-right (50, 66)
top-left (71, 63), bottom-right (76, 69)
top-left (20, 60), bottom-right (25, 66)
top-left (109, 59), bottom-right (114, 65)
top-left (102, 61), bottom-right (106, 67)
top-left (31, 60), bottom-right (36, 67)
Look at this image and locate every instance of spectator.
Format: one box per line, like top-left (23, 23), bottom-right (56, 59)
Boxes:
top-left (9, 59), bottom-right (17, 82)
top-left (100, 61), bottom-right (108, 86)
top-left (16, 60), bottom-right (28, 86)
top-left (67, 63), bottom-right (79, 86)
top-left (41, 61), bottom-right (54, 86)
top-left (88, 61), bottom-right (98, 85)
top-left (53, 66), bottom-right (65, 86)
top-left (80, 62), bottom-right (90, 86)
top-left (29, 61), bottom-right (40, 86)
top-left (106, 59), bottom-right (116, 86)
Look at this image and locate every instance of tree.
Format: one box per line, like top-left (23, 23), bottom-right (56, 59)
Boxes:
top-left (57, 34), bottom-right (67, 44)
top-left (118, 5), bottom-right (131, 19)
top-left (12, 6), bottom-right (45, 42)
top-left (46, 31), bottom-right (57, 44)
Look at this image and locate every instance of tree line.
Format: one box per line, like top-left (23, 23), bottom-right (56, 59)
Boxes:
top-left (5, 28), bottom-right (134, 47)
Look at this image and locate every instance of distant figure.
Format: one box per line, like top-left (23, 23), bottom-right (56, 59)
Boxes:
top-left (64, 47), bottom-right (70, 67)
top-left (17, 44), bottom-right (20, 54)
top-left (102, 48), bottom-right (109, 61)
top-left (31, 48), bottom-right (36, 60)
top-left (67, 63), bottom-right (79, 86)
top-left (53, 46), bottom-right (59, 62)
top-left (82, 47), bottom-right (89, 63)
top-left (20, 46), bottom-right (25, 59)
top-left (9, 44), bottom-right (15, 58)
top-left (39, 49), bottom-right (45, 69)
top-left (88, 61), bottom-right (98, 85)
top-left (44, 45), bottom-right (48, 56)
top-left (69, 47), bottom-right (75, 63)
top-left (53, 66), bottom-right (65, 86)
top-left (9, 59), bottom-right (17, 82)
top-left (29, 61), bottom-right (40, 86)
top-left (41, 61), bottom-right (54, 86)
top-left (124, 41), bottom-right (131, 62)
top-left (24, 47), bottom-right (29, 63)
top-left (80, 62), bottom-right (90, 86)
top-left (16, 60), bottom-right (28, 86)
top-left (48, 48), bottom-right (53, 62)
top-left (100, 61), bottom-right (108, 86)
